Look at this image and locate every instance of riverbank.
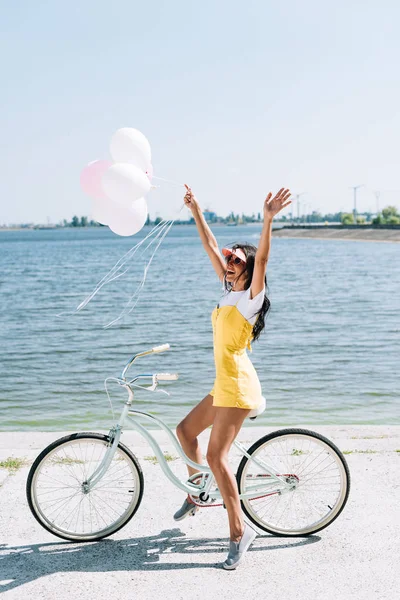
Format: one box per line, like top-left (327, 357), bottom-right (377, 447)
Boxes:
top-left (272, 226), bottom-right (400, 242)
top-left (0, 426), bottom-right (398, 600)
top-left (2, 224), bottom-right (400, 243)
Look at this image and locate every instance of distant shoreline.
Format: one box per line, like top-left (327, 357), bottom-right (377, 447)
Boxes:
top-left (1, 224), bottom-right (400, 243)
top-left (272, 226), bottom-right (400, 243)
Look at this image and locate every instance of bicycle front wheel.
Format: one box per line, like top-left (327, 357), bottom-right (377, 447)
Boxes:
top-left (27, 432), bottom-right (144, 542)
top-left (237, 428), bottom-right (350, 536)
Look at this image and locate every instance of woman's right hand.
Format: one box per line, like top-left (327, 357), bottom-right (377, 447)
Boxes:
top-left (184, 184), bottom-right (198, 212)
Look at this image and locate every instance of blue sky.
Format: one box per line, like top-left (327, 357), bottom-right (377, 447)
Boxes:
top-left (1, 0), bottom-right (399, 224)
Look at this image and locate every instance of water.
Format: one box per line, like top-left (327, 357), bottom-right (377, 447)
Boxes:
top-left (1, 225), bottom-right (399, 430)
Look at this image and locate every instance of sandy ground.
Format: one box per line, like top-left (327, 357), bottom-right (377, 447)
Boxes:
top-left (272, 227), bottom-right (400, 242)
top-left (0, 425), bottom-right (399, 600)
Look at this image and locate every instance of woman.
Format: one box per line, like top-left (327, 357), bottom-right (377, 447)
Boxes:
top-left (175, 184), bottom-right (292, 570)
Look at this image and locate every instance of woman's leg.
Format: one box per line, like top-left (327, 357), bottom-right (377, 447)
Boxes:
top-left (206, 407), bottom-right (250, 541)
top-left (176, 393), bottom-right (216, 478)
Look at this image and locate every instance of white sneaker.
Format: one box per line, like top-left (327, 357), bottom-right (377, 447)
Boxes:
top-left (222, 523), bottom-right (257, 570)
top-left (173, 498), bottom-right (199, 521)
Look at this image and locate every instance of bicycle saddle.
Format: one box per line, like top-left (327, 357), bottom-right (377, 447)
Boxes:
top-left (248, 395), bottom-right (266, 420)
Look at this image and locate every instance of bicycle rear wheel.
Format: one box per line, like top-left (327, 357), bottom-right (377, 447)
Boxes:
top-left (27, 432), bottom-right (144, 542)
top-left (237, 428), bottom-right (350, 536)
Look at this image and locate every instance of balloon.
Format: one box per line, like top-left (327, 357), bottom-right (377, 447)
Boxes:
top-left (91, 197), bottom-right (148, 235)
top-left (101, 163), bottom-right (151, 208)
top-left (91, 196), bottom-right (114, 225)
top-left (146, 163), bottom-right (154, 181)
top-left (108, 197), bottom-right (148, 237)
top-left (80, 160), bottom-right (112, 199)
top-left (110, 128), bottom-right (151, 171)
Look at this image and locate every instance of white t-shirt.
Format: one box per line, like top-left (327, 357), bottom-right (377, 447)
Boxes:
top-left (218, 286), bottom-right (265, 326)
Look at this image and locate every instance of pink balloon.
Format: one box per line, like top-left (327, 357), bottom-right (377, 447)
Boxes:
top-left (146, 163), bottom-right (153, 182)
top-left (80, 160), bottom-right (113, 199)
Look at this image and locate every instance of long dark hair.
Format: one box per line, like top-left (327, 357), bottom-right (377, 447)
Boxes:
top-left (223, 242), bottom-right (271, 342)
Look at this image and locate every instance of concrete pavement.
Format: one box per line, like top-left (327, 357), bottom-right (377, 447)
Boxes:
top-left (0, 426), bottom-right (399, 600)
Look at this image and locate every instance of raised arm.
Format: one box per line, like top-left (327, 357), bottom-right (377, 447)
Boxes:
top-left (251, 188), bottom-right (292, 298)
top-left (184, 184), bottom-right (226, 281)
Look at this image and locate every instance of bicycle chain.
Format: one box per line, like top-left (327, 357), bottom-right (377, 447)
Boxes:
top-left (187, 472), bottom-right (288, 508)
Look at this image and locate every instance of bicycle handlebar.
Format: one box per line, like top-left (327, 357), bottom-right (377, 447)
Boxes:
top-left (155, 373), bottom-right (178, 381)
top-left (152, 344), bottom-right (170, 353)
top-left (120, 343), bottom-right (171, 380)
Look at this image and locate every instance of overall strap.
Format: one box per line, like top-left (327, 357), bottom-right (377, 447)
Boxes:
top-left (234, 288), bottom-right (247, 307)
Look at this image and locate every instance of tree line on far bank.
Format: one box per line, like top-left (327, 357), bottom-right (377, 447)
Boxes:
top-left (340, 206), bottom-right (400, 225)
top-left (62, 205), bottom-right (400, 228)
top-left (63, 215), bottom-right (158, 227)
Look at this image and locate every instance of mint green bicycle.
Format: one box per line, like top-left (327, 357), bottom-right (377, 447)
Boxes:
top-left (26, 344), bottom-right (350, 542)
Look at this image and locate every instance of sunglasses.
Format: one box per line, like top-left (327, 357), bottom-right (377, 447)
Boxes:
top-left (224, 254), bottom-right (245, 265)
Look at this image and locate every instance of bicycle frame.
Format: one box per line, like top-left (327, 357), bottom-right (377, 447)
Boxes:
top-left (86, 382), bottom-right (293, 501)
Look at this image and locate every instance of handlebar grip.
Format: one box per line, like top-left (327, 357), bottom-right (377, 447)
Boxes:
top-left (152, 344), bottom-right (170, 354)
top-left (156, 373), bottom-right (179, 381)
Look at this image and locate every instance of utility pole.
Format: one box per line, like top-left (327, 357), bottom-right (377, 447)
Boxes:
top-left (290, 192), bottom-right (307, 225)
top-left (295, 192), bottom-right (306, 223)
top-left (350, 185), bottom-right (364, 223)
top-left (374, 190), bottom-right (381, 214)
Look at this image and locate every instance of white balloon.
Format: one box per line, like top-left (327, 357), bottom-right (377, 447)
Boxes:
top-left (91, 196), bottom-right (148, 235)
top-left (108, 197), bottom-right (148, 237)
top-left (91, 197), bottom-right (114, 225)
top-left (101, 163), bottom-right (151, 208)
top-left (110, 128), bottom-right (151, 171)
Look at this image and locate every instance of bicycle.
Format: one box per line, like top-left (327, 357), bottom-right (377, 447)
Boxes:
top-left (27, 344), bottom-right (351, 542)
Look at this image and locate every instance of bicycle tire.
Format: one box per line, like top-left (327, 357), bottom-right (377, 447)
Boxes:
top-left (26, 432), bottom-right (144, 542)
top-left (236, 428), bottom-right (350, 536)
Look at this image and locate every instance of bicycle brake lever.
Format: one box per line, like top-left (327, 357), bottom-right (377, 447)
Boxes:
top-left (147, 374), bottom-right (158, 391)
top-left (142, 375), bottom-right (171, 396)
top-left (154, 388), bottom-right (170, 396)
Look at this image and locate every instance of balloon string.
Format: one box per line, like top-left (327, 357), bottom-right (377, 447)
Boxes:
top-left (57, 199), bottom-right (186, 325)
top-left (78, 218), bottom-right (171, 310)
top-left (56, 219), bottom-right (171, 317)
top-left (103, 219), bottom-right (175, 328)
top-left (152, 175), bottom-right (185, 188)
top-left (81, 218), bottom-right (169, 300)
top-left (137, 218), bottom-right (172, 257)
top-left (104, 217), bottom-right (175, 327)
top-left (101, 203), bottom-right (185, 327)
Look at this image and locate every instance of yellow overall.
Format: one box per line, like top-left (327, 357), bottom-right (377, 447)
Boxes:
top-left (209, 299), bottom-right (263, 409)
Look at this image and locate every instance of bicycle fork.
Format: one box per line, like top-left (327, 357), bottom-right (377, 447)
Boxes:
top-left (82, 425), bottom-right (122, 493)
top-left (83, 385), bottom-right (133, 492)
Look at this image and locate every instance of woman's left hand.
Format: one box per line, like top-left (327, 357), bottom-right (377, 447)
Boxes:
top-left (263, 188), bottom-right (292, 220)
